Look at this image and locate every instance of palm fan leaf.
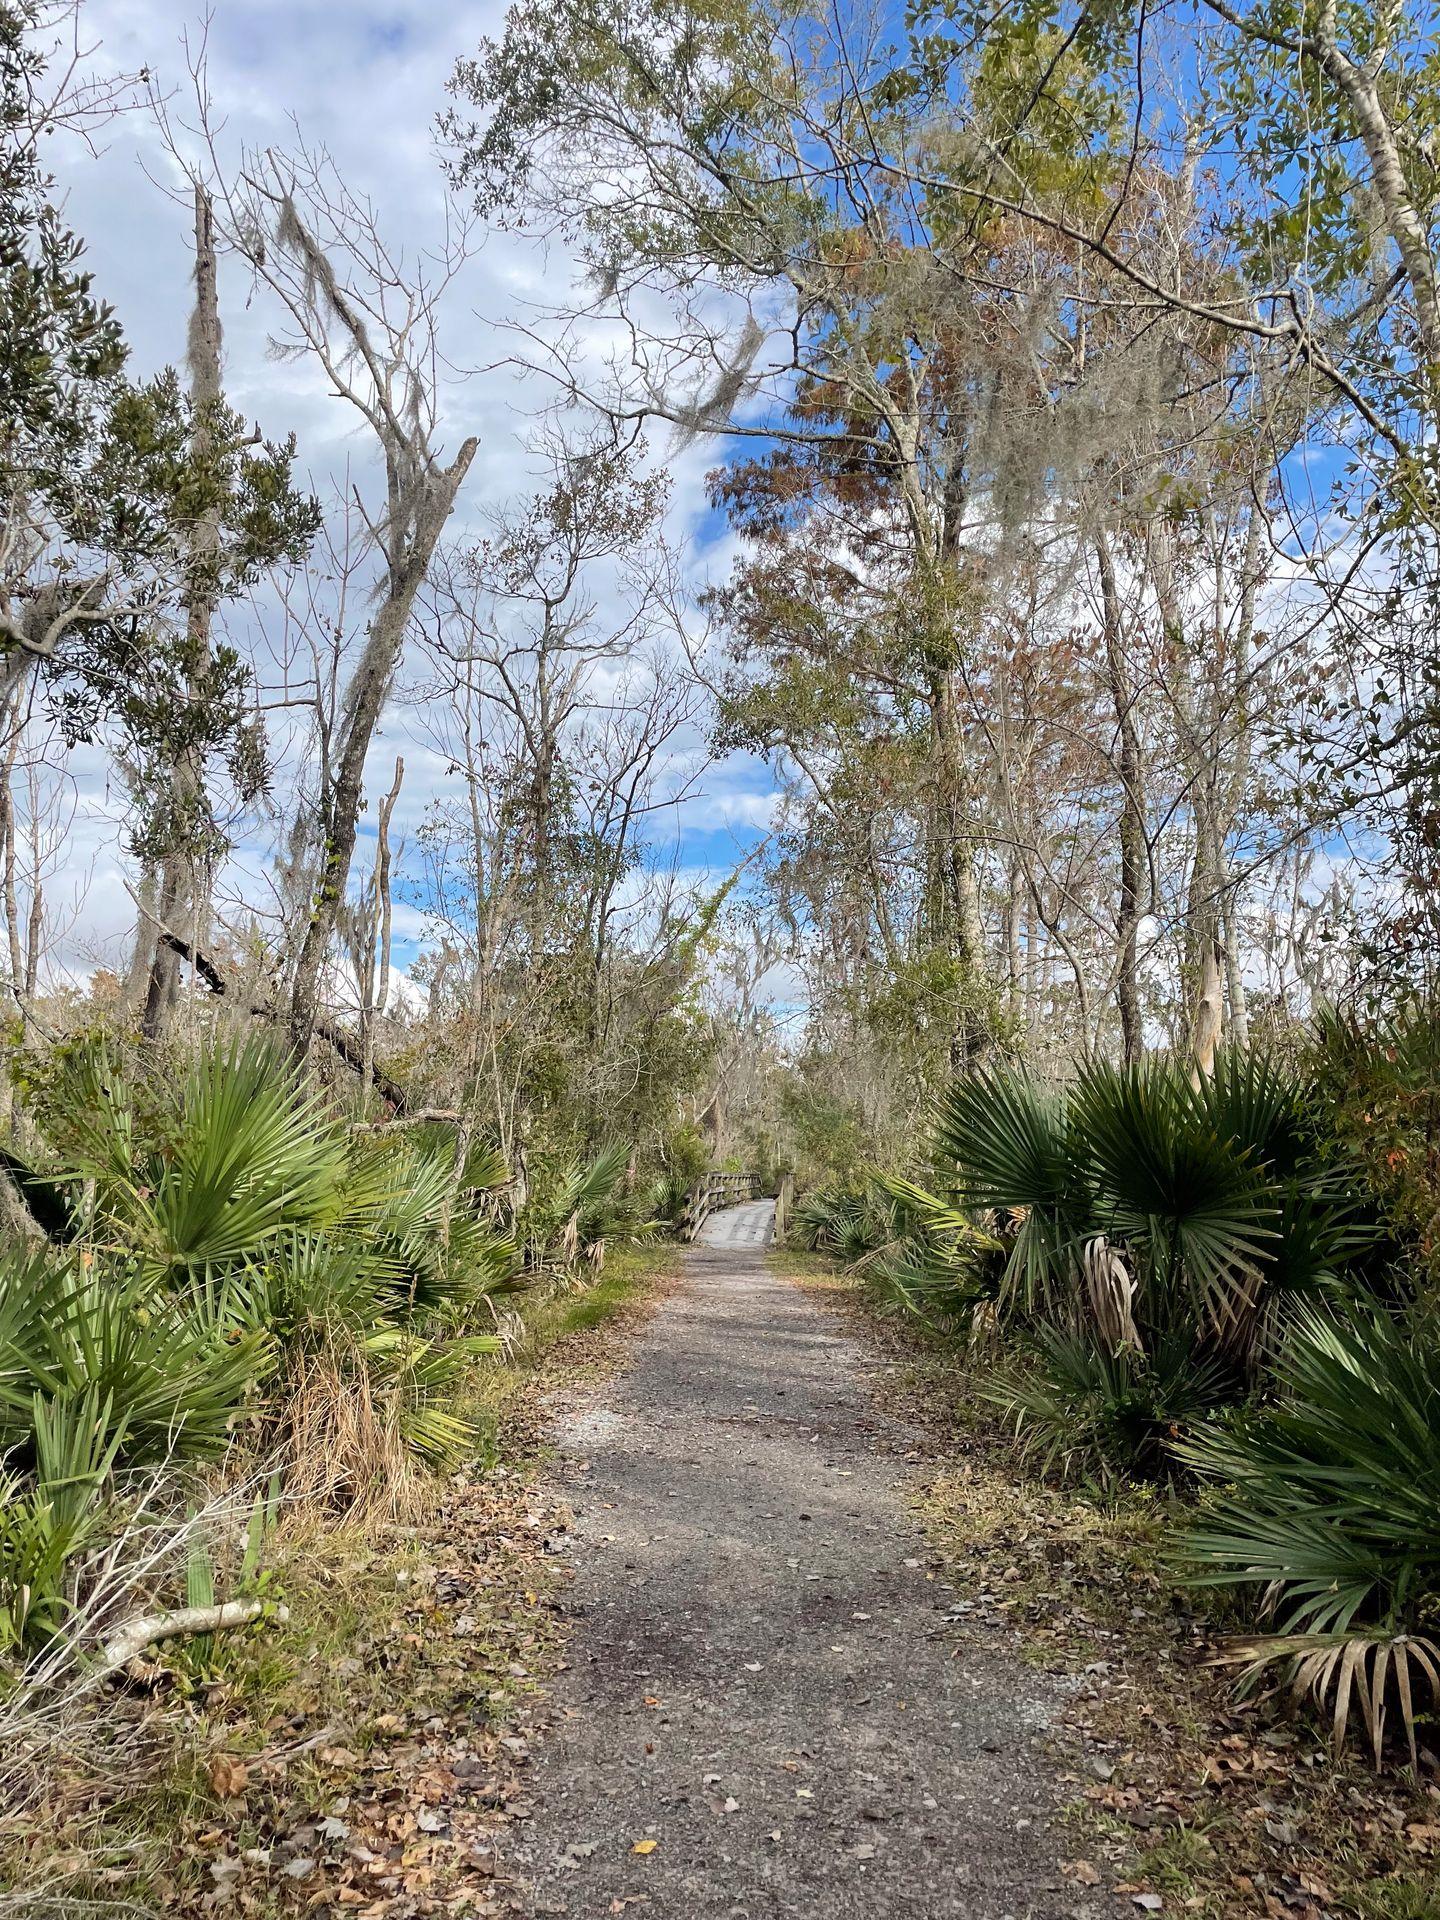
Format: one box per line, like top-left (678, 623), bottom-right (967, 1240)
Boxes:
top-left (933, 1068), bottom-right (1093, 1316)
top-left (1178, 1303), bottom-right (1440, 1634)
top-left (1213, 1631), bottom-right (1440, 1770)
top-left (1073, 1059), bottom-right (1278, 1345)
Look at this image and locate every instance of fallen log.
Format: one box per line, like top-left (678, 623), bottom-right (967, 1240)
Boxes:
top-left (99, 1599), bottom-right (289, 1679)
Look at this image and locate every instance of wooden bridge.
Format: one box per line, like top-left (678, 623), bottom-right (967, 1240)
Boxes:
top-left (677, 1169), bottom-right (795, 1243)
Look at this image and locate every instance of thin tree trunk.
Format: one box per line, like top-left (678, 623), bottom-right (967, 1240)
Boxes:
top-left (929, 668), bottom-right (989, 1069)
top-left (143, 184), bottom-right (224, 1040)
top-left (358, 756), bottom-right (403, 1112)
top-left (287, 439), bottom-right (476, 1059)
top-left (1190, 936), bottom-right (1224, 1084)
top-left (1222, 899), bottom-right (1250, 1046)
top-left (0, 680), bottom-right (27, 1024)
top-left (1097, 531), bottom-right (1146, 1064)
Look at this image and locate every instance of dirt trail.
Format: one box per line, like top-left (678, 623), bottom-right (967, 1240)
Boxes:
top-left (507, 1204), bottom-right (1084, 1918)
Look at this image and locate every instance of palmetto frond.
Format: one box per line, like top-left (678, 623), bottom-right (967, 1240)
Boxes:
top-left (933, 1051), bottom-right (1365, 1357)
top-left (1179, 1304), bottom-right (1440, 1635)
top-left (1213, 1631), bottom-right (1440, 1770)
top-left (1073, 1059), bottom-right (1278, 1347)
top-left (555, 1142), bottom-right (630, 1234)
top-left (62, 1038), bottom-right (349, 1283)
top-left (0, 1247), bottom-right (268, 1467)
top-left (933, 1068), bottom-right (1093, 1318)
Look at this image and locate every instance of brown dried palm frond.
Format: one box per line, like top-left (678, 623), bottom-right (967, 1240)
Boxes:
top-left (1213, 1630), bottom-right (1440, 1770)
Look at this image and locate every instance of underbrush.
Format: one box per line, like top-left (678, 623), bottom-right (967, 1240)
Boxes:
top-left (0, 1234), bottom-right (676, 1917)
top-left (0, 1025), bottom-right (679, 1915)
top-left (791, 1042), bottom-right (1440, 1774)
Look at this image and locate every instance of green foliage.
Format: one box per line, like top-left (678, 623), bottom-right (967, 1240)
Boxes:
top-left (867, 1174), bottom-right (1000, 1332)
top-left (0, 2), bottom-right (318, 864)
top-left (0, 1249), bottom-right (267, 1467)
top-left (934, 1067), bottom-right (1085, 1318)
top-left (1179, 1304), bottom-right (1440, 1637)
top-left (935, 1050), bottom-right (1372, 1356)
top-left (989, 1326), bottom-right (1230, 1484)
top-left (516, 1141), bottom-right (671, 1273)
top-left (0, 1386), bottom-right (123, 1649)
top-left (788, 1173), bottom-right (992, 1330)
top-left (79, 1039), bottom-right (351, 1282)
top-left (789, 1181), bottom-right (893, 1262)
top-left (0, 1036), bottom-right (520, 1644)
top-left (1304, 1005), bottom-right (1440, 1291)
top-left (0, 2), bottom-right (127, 503)
top-left (1175, 1298), bottom-right (1440, 1764)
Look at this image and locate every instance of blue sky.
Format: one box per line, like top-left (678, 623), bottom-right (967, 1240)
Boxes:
top-left (42, 0), bottom-right (780, 986)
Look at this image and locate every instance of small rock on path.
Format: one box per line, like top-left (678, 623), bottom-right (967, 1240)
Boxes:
top-left (507, 1204), bottom-right (1081, 1918)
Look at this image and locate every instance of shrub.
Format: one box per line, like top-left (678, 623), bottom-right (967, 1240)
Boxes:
top-left (935, 1049), bottom-right (1375, 1362)
top-left (1179, 1303), bottom-right (1440, 1635)
top-left (989, 1325), bottom-right (1231, 1483)
top-left (1177, 1302), bottom-right (1440, 1762)
top-left (517, 1142), bottom-right (661, 1274)
top-left (0, 1249), bottom-right (269, 1469)
top-left (789, 1182), bottom-right (892, 1260)
top-left (0, 1036), bottom-right (520, 1641)
top-left (1304, 1005), bottom-right (1440, 1293)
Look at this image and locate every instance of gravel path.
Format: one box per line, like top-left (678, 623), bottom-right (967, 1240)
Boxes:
top-left (509, 1206), bottom-right (1079, 1918)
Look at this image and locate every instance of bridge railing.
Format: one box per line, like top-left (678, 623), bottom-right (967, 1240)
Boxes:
top-left (677, 1168), bottom-right (764, 1242)
top-left (773, 1171), bottom-right (795, 1243)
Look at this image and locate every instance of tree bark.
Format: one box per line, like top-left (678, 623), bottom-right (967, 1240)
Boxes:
top-left (287, 440), bottom-right (476, 1060)
top-left (142, 183), bottom-right (224, 1040)
top-left (929, 667), bottom-right (989, 1068)
top-left (1190, 936), bottom-right (1224, 1084)
top-left (1097, 531), bottom-right (1146, 1064)
top-left (357, 756), bottom-right (403, 1111)
top-left (0, 672), bottom-right (29, 1027)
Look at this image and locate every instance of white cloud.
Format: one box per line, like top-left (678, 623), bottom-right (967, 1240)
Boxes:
top-left (32, 1), bottom-right (776, 985)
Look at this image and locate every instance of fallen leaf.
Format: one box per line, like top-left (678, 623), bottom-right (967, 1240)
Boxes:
top-left (207, 1754), bottom-right (249, 1799)
top-left (1063, 1859), bottom-right (1102, 1886)
top-left (631, 1838), bottom-right (659, 1856)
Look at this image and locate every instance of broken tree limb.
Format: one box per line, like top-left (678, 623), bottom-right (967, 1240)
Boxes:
top-left (349, 1108), bottom-right (463, 1132)
top-left (146, 924), bottom-right (413, 1112)
top-left (307, 1001), bottom-right (411, 1111)
top-left (98, 1600), bottom-right (289, 1678)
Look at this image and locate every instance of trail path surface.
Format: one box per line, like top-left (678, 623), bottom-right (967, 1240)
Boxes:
top-left (509, 1203), bottom-right (1079, 1919)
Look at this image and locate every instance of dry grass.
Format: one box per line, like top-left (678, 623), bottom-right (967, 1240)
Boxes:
top-left (276, 1333), bottom-right (429, 1522)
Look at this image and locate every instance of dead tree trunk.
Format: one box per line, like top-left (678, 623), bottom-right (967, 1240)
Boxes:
top-left (358, 756), bottom-right (403, 1109)
top-left (288, 444), bottom-right (473, 1059)
top-left (142, 183), bottom-right (224, 1040)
